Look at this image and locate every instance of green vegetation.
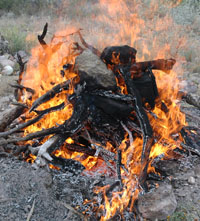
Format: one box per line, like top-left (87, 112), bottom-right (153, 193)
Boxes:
top-left (0, 0), bottom-right (57, 16)
top-left (1, 25), bottom-right (37, 55)
top-left (168, 204), bottom-right (200, 221)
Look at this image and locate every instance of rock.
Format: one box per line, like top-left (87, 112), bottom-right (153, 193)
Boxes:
top-left (188, 176), bottom-right (195, 184)
top-left (1, 65), bottom-right (13, 75)
top-left (0, 35), bottom-right (9, 55)
top-left (0, 55), bottom-right (15, 68)
top-left (192, 65), bottom-right (200, 74)
top-left (14, 50), bottom-right (29, 63)
top-left (138, 184), bottom-right (177, 220)
top-left (194, 165), bottom-right (200, 178)
top-left (74, 49), bottom-right (117, 91)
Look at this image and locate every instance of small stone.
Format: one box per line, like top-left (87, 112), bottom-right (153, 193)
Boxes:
top-left (138, 184), bottom-right (177, 220)
top-left (188, 176), bottom-right (195, 184)
top-left (0, 56), bottom-right (15, 68)
top-left (1, 65), bottom-right (13, 75)
top-left (194, 165), bottom-right (200, 178)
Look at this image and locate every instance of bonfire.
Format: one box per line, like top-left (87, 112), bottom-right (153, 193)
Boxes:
top-left (0, 17), bottom-right (199, 220)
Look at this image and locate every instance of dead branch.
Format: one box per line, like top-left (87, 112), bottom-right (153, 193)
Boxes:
top-left (38, 23), bottom-right (48, 48)
top-left (77, 30), bottom-right (101, 57)
top-left (0, 126), bottom-right (61, 145)
top-left (10, 83), bottom-right (35, 95)
top-left (181, 109), bottom-right (200, 123)
top-left (130, 58), bottom-right (176, 74)
top-left (0, 102), bottom-right (65, 138)
top-left (181, 92), bottom-right (200, 109)
top-left (0, 105), bottom-right (26, 132)
top-left (181, 142), bottom-right (200, 157)
top-left (117, 149), bottom-right (122, 187)
top-left (29, 80), bottom-right (71, 112)
top-left (61, 202), bottom-right (88, 221)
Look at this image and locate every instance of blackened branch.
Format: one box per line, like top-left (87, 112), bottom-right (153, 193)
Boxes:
top-left (29, 80), bottom-right (71, 112)
top-left (77, 30), bottom-right (101, 57)
top-left (38, 23), bottom-right (48, 47)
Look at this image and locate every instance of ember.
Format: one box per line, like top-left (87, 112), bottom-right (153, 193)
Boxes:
top-left (0, 19), bottom-right (200, 220)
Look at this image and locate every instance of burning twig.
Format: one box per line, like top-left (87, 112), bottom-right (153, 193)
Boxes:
top-left (12, 101), bottom-right (28, 109)
top-left (130, 58), bottom-right (176, 74)
top-left (0, 102), bottom-right (65, 138)
top-left (10, 83), bottom-right (35, 95)
top-left (29, 80), bottom-right (71, 112)
top-left (77, 30), bottom-right (101, 57)
top-left (0, 126), bottom-right (60, 145)
top-left (105, 180), bottom-right (120, 197)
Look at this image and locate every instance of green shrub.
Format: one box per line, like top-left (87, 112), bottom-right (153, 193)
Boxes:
top-left (0, 0), bottom-right (57, 16)
top-left (1, 26), bottom-right (37, 55)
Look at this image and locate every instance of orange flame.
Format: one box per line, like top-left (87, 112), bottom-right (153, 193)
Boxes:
top-left (21, 0), bottom-right (187, 219)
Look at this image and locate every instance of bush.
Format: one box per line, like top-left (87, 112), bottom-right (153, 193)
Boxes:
top-left (0, 0), bottom-right (57, 16)
top-left (1, 26), bottom-right (37, 55)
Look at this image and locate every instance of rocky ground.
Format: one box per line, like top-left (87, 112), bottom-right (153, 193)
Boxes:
top-left (0, 0), bottom-right (200, 220)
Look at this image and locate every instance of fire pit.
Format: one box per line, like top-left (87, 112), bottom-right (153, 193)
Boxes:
top-left (0, 23), bottom-right (200, 220)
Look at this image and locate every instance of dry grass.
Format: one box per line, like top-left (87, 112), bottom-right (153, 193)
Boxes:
top-left (0, 0), bottom-right (200, 69)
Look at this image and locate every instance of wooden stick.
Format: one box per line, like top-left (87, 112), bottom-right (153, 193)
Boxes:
top-left (0, 126), bottom-right (61, 145)
top-left (26, 199), bottom-right (35, 221)
top-left (181, 142), bottom-right (200, 157)
top-left (181, 92), bottom-right (200, 109)
top-left (0, 105), bottom-right (26, 132)
top-left (61, 202), bottom-right (88, 221)
top-left (77, 30), bottom-right (101, 57)
top-left (0, 102), bottom-right (65, 138)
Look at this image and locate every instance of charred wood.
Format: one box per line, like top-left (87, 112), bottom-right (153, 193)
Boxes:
top-left (29, 80), bottom-right (71, 112)
top-left (12, 102), bottom-right (28, 109)
top-left (38, 23), bottom-right (48, 48)
top-left (0, 102), bottom-right (65, 138)
top-left (181, 109), bottom-right (200, 123)
top-left (0, 105), bottom-right (26, 132)
top-left (180, 127), bottom-right (200, 151)
top-left (117, 149), bottom-right (122, 187)
top-left (130, 58), bottom-right (176, 74)
top-left (180, 142), bottom-right (200, 157)
top-left (15, 53), bottom-right (27, 100)
top-left (180, 91), bottom-right (200, 109)
top-left (0, 126), bottom-right (61, 145)
top-left (10, 83), bottom-right (35, 95)
top-left (51, 156), bottom-right (85, 174)
top-left (118, 68), bottom-right (154, 187)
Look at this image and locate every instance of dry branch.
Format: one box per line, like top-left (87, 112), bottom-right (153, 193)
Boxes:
top-left (0, 105), bottom-right (26, 132)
